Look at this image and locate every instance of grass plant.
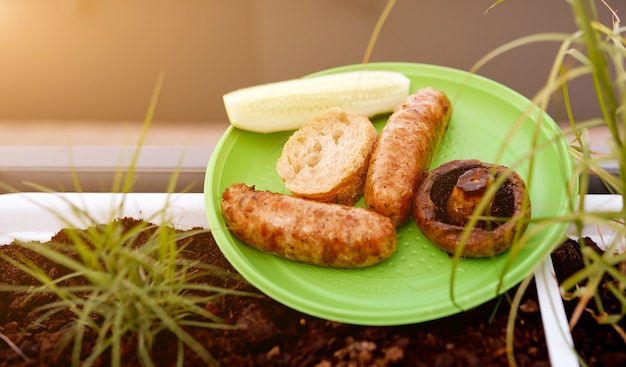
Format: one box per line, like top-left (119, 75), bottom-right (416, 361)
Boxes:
top-left (0, 73), bottom-right (258, 366)
top-left (370, 0), bottom-right (624, 364)
top-left (481, 0), bottom-right (626, 364)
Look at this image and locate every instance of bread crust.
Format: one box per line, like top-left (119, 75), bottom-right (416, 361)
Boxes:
top-left (276, 107), bottom-right (378, 205)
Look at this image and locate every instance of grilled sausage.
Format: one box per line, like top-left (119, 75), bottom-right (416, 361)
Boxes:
top-left (220, 183), bottom-right (397, 268)
top-left (364, 87), bottom-right (452, 227)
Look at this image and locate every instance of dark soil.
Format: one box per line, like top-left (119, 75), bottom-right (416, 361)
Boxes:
top-left (0, 218), bottom-right (624, 366)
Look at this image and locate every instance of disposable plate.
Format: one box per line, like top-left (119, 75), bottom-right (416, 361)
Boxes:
top-left (204, 62), bottom-right (575, 325)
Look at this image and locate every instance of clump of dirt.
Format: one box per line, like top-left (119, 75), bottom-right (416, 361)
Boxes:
top-left (0, 218), bottom-right (624, 366)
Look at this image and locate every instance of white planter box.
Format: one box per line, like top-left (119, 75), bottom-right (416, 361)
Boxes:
top-left (3, 192), bottom-right (620, 367)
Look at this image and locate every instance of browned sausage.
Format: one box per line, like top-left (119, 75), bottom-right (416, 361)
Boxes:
top-left (364, 87), bottom-right (452, 227)
top-left (220, 183), bottom-right (397, 268)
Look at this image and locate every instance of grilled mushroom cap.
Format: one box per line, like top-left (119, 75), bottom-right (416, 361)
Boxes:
top-left (413, 159), bottom-right (531, 258)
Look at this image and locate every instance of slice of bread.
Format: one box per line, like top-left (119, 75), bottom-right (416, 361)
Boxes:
top-left (276, 107), bottom-right (378, 205)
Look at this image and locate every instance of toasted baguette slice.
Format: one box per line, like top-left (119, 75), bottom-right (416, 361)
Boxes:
top-left (276, 107), bottom-right (378, 205)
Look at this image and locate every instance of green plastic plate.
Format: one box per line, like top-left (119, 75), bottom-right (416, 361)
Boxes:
top-left (204, 62), bottom-right (575, 326)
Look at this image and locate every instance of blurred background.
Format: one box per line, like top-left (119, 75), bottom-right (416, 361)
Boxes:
top-left (0, 0), bottom-right (614, 191)
top-left (0, 1), bottom-right (605, 129)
